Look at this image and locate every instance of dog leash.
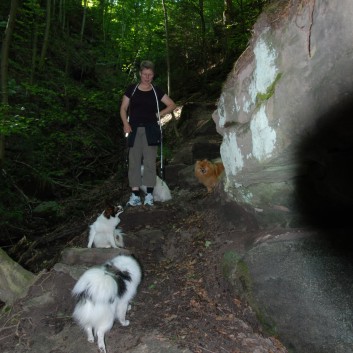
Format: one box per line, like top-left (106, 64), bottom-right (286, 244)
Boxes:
top-left (151, 84), bottom-right (165, 182)
top-left (124, 84), bottom-right (139, 179)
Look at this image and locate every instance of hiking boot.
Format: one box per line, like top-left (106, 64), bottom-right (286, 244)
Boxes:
top-left (127, 193), bottom-right (142, 206)
top-left (144, 193), bottom-right (154, 206)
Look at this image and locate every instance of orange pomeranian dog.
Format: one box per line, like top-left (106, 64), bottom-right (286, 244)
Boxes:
top-left (194, 159), bottom-right (224, 193)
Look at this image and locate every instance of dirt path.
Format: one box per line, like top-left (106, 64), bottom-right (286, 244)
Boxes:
top-left (0, 187), bottom-right (288, 353)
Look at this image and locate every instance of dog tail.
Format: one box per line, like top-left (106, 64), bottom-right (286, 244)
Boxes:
top-left (114, 228), bottom-right (125, 248)
top-left (72, 268), bottom-right (118, 304)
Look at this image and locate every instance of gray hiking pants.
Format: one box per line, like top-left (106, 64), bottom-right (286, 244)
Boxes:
top-left (128, 127), bottom-right (157, 188)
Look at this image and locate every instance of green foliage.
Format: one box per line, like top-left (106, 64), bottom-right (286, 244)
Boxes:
top-left (1, 0), bottom-right (271, 243)
top-left (33, 201), bottom-right (63, 218)
top-left (158, 144), bottom-right (172, 162)
top-left (0, 204), bottom-right (24, 225)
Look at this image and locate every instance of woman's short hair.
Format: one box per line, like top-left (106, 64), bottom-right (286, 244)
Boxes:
top-left (140, 60), bottom-right (155, 72)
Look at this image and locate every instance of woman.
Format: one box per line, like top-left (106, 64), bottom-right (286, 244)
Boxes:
top-left (120, 60), bottom-right (176, 206)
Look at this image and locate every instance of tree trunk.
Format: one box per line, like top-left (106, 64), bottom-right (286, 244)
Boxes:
top-left (223, 0), bottom-right (236, 25)
top-left (161, 0), bottom-right (178, 138)
top-left (59, 0), bottom-right (66, 31)
top-left (0, 248), bottom-right (36, 304)
top-left (100, 0), bottom-right (106, 42)
top-left (39, 0), bottom-right (52, 70)
top-left (30, 22), bottom-right (39, 84)
top-left (80, 0), bottom-right (87, 42)
top-left (199, 0), bottom-right (206, 58)
top-left (161, 0), bottom-right (171, 96)
top-left (0, 0), bottom-right (20, 166)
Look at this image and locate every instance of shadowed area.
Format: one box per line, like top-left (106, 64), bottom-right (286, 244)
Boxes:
top-left (295, 97), bottom-right (353, 251)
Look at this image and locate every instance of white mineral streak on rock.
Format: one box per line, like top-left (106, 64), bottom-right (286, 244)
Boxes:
top-left (249, 33), bottom-right (278, 105)
top-left (251, 106), bottom-right (276, 161)
top-left (218, 93), bottom-right (226, 128)
top-left (220, 131), bottom-right (244, 177)
top-left (247, 33), bottom-right (278, 161)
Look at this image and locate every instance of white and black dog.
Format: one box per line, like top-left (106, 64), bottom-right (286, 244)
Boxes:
top-left (72, 254), bottom-right (143, 353)
top-left (88, 205), bottom-right (124, 248)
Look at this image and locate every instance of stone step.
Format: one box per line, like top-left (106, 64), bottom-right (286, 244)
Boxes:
top-left (60, 247), bottom-right (130, 266)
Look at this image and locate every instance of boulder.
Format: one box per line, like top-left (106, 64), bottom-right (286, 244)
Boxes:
top-left (213, 0), bottom-right (353, 227)
top-left (226, 230), bottom-right (353, 353)
top-left (0, 248), bottom-right (36, 304)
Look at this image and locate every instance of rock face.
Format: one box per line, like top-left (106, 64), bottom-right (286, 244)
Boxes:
top-left (213, 0), bottom-right (353, 227)
top-left (0, 248), bottom-right (36, 304)
top-left (232, 230), bottom-right (353, 353)
top-left (209, 1), bottom-right (353, 352)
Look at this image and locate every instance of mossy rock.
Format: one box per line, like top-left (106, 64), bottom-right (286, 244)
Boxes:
top-left (222, 250), bottom-right (252, 296)
top-left (33, 201), bottom-right (64, 219)
top-left (221, 250), bottom-right (278, 336)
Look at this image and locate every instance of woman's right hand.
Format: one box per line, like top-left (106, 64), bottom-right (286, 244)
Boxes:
top-left (123, 123), bottom-right (132, 136)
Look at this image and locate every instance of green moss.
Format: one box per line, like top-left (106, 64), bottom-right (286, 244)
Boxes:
top-left (1, 305), bottom-right (12, 315)
top-left (222, 250), bottom-right (278, 336)
top-left (256, 72), bottom-right (283, 106)
top-left (222, 251), bottom-right (252, 295)
top-left (221, 250), bottom-right (241, 279)
top-left (33, 201), bottom-right (63, 218)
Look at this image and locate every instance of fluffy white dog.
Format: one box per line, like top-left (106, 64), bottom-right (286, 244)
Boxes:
top-left (140, 175), bottom-right (172, 202)
top-left (140, 165), bottom-right (172, 202)
top-left (72, 254), bottom-right (142, 353)
top-left (88, 205), bottom-right (124, 248)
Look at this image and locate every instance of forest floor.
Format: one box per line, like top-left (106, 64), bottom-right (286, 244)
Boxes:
top-left (0, 175), bottom-right (289, 353)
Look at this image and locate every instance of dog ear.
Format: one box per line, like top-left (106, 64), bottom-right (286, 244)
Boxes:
top-left (115, 205), bottom-right (123, 213)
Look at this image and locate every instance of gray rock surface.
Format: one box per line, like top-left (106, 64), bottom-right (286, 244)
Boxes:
top-left (205, 2), bottom-right (353, 349)
top-left (0, 248), bottom-right (36, 304)
top-left (230, 229), bottom-right (353, 353)
top-left (61, 247), bottom-right (130, 266)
